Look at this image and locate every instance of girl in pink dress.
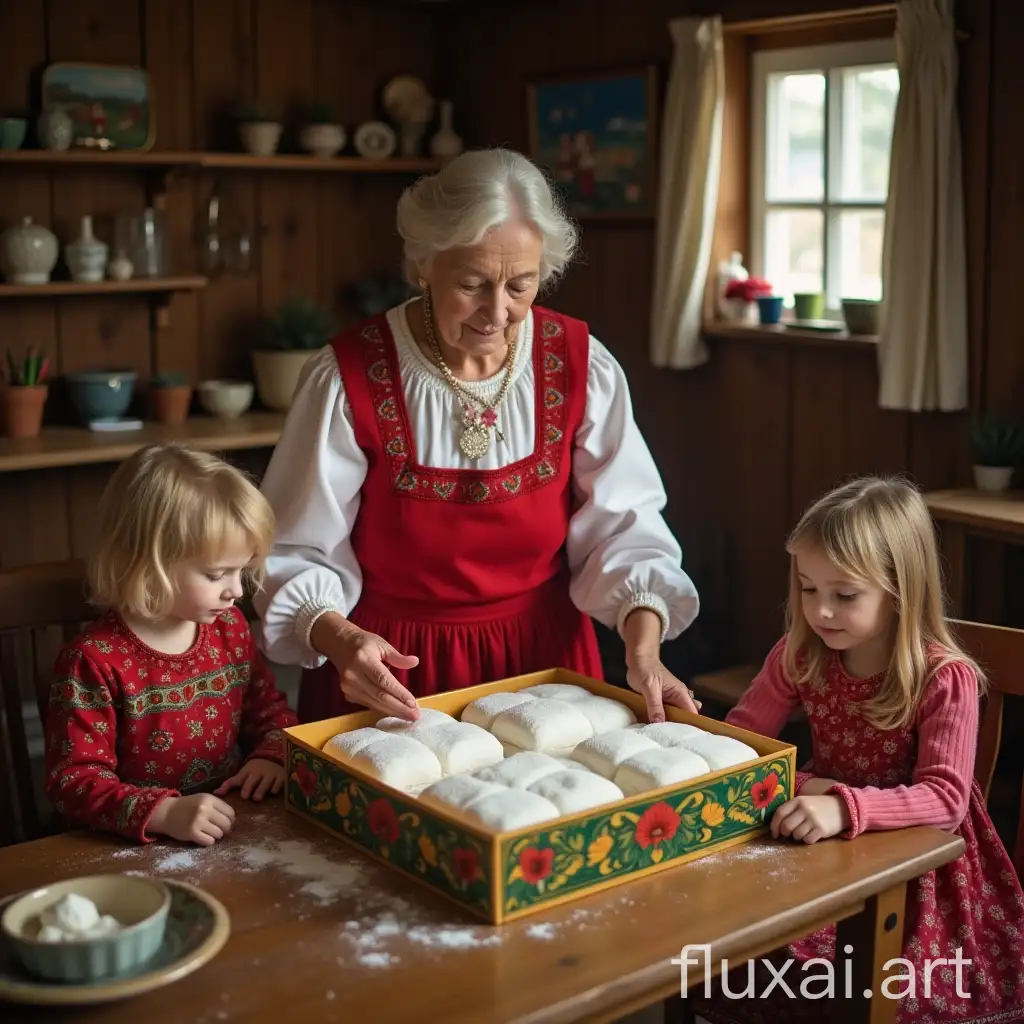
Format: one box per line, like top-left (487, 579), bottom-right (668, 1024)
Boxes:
top-left (699, 475), bottom-right (1024, 1024)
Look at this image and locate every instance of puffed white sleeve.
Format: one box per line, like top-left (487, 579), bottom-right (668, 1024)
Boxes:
top-left (253, 346), bottom-right (367, 669)
top-left (566, 337), bottom-right (699, 642)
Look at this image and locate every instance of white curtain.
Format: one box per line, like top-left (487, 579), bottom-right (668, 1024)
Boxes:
top-left (877, 0), bottom-right (967, 411)
top-left (650, 17), bottom-right (724, 370)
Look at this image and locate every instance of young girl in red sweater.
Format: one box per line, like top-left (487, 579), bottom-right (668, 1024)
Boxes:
top-left (45, 443), bottom-right (298, 846)
top-left (699, 476), bottom-right (1024, 1024)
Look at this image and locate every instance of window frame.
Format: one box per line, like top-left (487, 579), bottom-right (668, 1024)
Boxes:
top-left (749, 36), bottom-right (898, 314)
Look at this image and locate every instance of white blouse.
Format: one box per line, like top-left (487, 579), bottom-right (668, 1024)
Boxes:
top-left (255, 301), bottom-right (699, 669)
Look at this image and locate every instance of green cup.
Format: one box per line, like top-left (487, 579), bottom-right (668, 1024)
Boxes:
top-left (0, 118), bottom-right (27, 150)
top-left (792, 292), bottom-right (824, 321)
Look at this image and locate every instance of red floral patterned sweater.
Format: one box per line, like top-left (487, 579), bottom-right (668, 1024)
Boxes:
top-left (45, 606), bottom-right (298, 842)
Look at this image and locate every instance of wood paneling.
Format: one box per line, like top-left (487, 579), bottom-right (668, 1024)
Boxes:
top-left (0, 0), bottom-right (441, 568)
top-left (446, 0), bottom-right (993, 662)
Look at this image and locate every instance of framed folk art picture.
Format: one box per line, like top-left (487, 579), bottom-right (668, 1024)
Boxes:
top-left (527, 65), bottom-right (658, 219)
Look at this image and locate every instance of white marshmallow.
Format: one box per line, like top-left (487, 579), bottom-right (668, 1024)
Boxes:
top-left (375, 707), bottom-right (455, 734)
top-left (570, 728), bottom-right (659, 779)
top-left (518, 683), bottom-right (593, 702)
top-left (474, 751), bottom-right (568, 789)
top-left (634, 722), bottom-right (708, 748)
top-left (680, 733), bottom-right (759, 771)
top-left (414, 721), bottom-right (504, 775)
top-left (491, 698), bottom-right (594, 755)
top-left (572, 694), bottom-right (638, 733)
top-left (527, 769), bottom-right (624, 815)
top-left (614, 747), bottom-right (712, 797)
top-left (460, 691), bottom-right (536, 729)
top-left (420, 774), bottom-right (506, 812)
top-left (322, 726), bottom-right (385, 759)
top-left (40, 893), bottom-right (100, 936)
top-left (349, 734), bottom-right (443, 792)
top-left (463, 789), bottom-right (561, 831)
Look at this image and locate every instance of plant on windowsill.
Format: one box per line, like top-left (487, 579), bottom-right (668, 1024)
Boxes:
top-left (721, 276), bottom-right (773, 325)
top-left (149, 371), bottom-right (193, 426)
top-left (969, 414), bottom-right (1024, 493)
top-left (252, 295), bottom-right (335, 411)
top-left (2, 347), bottom-right (49, 438)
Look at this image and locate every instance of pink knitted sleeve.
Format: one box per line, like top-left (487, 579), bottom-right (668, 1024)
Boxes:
top-left (829, 661), bottom-right (979, 839)
top-left (725, 638), bottom-right (816, 793)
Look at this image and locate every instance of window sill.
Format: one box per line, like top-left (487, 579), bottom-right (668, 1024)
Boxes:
top-left (701, 320), bottom-right (878, 352)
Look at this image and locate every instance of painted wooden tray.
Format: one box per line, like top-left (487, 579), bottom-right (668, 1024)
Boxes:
top-left (284, 668), bottom-right (795, 924)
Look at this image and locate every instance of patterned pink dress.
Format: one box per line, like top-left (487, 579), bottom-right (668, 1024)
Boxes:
top-left (696, 638), bottom-right (1024, 1024)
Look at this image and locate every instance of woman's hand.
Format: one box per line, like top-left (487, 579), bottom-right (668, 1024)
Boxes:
top-left (622, 609), bottom-right (701, 722)
top-left (626, 651), bottom-right (702, 722)
top-left (312, 613), bottom-right (420, 720)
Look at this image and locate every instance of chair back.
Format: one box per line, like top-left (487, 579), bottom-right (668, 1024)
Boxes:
top-left (950, 618), bottom-right (1024, 875)
top-left (0, 561), bottom-right (95, 845)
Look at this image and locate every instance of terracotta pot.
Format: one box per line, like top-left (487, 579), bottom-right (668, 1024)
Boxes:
top-left (3, 385), bottom-right (48, 438)
top-left (151, 385), bottom-right (193, 425)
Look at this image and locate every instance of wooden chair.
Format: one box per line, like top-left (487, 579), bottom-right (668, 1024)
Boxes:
top-left (0, 560), bottom-right (95, 846)
top-left (951, 618), bottom-right (1024, 876)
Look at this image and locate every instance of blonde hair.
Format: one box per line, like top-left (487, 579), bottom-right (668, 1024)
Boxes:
top-left (782, 475), bottom-right (985, 730)
top-left (88, 443), bottom-right (275, 620)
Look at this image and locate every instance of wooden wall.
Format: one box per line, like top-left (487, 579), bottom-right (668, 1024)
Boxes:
top-left (0, 0), bottom-right (441, 569)
top-left (445, 0), bottom-right (998, 668)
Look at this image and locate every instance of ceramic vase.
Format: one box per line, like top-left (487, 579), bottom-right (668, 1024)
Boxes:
top-left (0, 216), bottom-right (58, 284)
top-left (430, 101), bottom-right (463, 159)
top-left (65, 215), bottom-right (108, 283)
top-left (37, 110), bottom-right (73, 151)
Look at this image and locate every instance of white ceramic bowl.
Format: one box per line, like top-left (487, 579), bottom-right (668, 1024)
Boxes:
top-left (1, 874), bottom-right (171, 983)
top-left (197, 379), bottom-right (254, 419)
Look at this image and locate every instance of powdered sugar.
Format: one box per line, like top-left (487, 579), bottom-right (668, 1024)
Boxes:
top-left (525, 922), bottom-right (557, 940)
top-left (154, 849), bottom-right (200, 872)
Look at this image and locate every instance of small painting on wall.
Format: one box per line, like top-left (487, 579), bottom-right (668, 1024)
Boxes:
top-left (527, 66), bottom-right (658, 219)
top-left (41, 63), bottom-right (154, 151)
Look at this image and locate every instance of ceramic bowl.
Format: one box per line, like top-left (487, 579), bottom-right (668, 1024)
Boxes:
top-left (0, 118), bottom-right (27, 150)
top-left (65, 371), bottom-right (137, 424)
top-left (841, 298), bottom-right (880, 335)
top-left (1, 874), bottom-right (171, 983)
top-left (197, 379), bottom-right (254, 419)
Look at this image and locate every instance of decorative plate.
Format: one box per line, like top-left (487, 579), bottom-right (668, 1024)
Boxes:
top-left (0, 879), bottom-right (230, 1006)
top-left (353, 121), bottom-right (397, 160)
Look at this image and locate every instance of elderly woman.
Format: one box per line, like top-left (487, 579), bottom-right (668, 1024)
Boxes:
top-left (255, 148), bottom-right (700, 726)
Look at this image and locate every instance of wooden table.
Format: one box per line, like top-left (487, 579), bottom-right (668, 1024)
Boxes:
top-left (924, 489), bottom-right (1024, 615)
top-left (0, 799), bottom-right (963, 1024)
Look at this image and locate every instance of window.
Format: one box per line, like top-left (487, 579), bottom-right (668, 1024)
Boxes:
top-left (750, 38), bottom-right (899, 315)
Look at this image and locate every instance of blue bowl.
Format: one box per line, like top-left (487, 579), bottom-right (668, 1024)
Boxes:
top-left (65, 372), bottom-right (137, 424)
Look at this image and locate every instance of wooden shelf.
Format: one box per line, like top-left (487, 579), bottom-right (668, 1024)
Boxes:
top-left (197, 154), bottom-right (442, 173)
top-left (0, 412), bottom-right (285, 473)
top-left (0, 276), bottom-right (208, 299)
top-left (0, 149), bottom-right (444, 174)
top-left (702, 320), bottom-right (878, 351)
top-left (0, 149), bottom-right (199, 167)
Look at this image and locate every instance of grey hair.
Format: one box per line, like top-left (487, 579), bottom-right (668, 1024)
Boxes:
top-left (396, 148), bottom-right (579, 287)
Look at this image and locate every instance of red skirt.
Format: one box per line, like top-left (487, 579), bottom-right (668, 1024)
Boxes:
top-left (297, 575), bottom-right (604, 723)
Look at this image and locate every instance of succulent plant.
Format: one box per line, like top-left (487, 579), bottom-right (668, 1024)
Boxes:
top-left (150, 371), bottom-right (190, 388)
top-left (970, 414), bottom-right (1024, 468)
top-left (260, 296), bottom-right (335, 351)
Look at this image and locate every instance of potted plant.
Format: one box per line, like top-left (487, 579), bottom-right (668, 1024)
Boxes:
top-left (970, 414), bottom-right (1024, 492)
top-left (150, 371), bottom-right (193, 426)
top-left (236, 100), bottom-right (283, 157)
top-left (2, 347), bottom-right (49, 438)
top-left (299, 102), bottom-right (345, 159)
top-left (253, 296), bottom-right (334, 411)
top-left (722, 276), bottom-right (772, 324)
